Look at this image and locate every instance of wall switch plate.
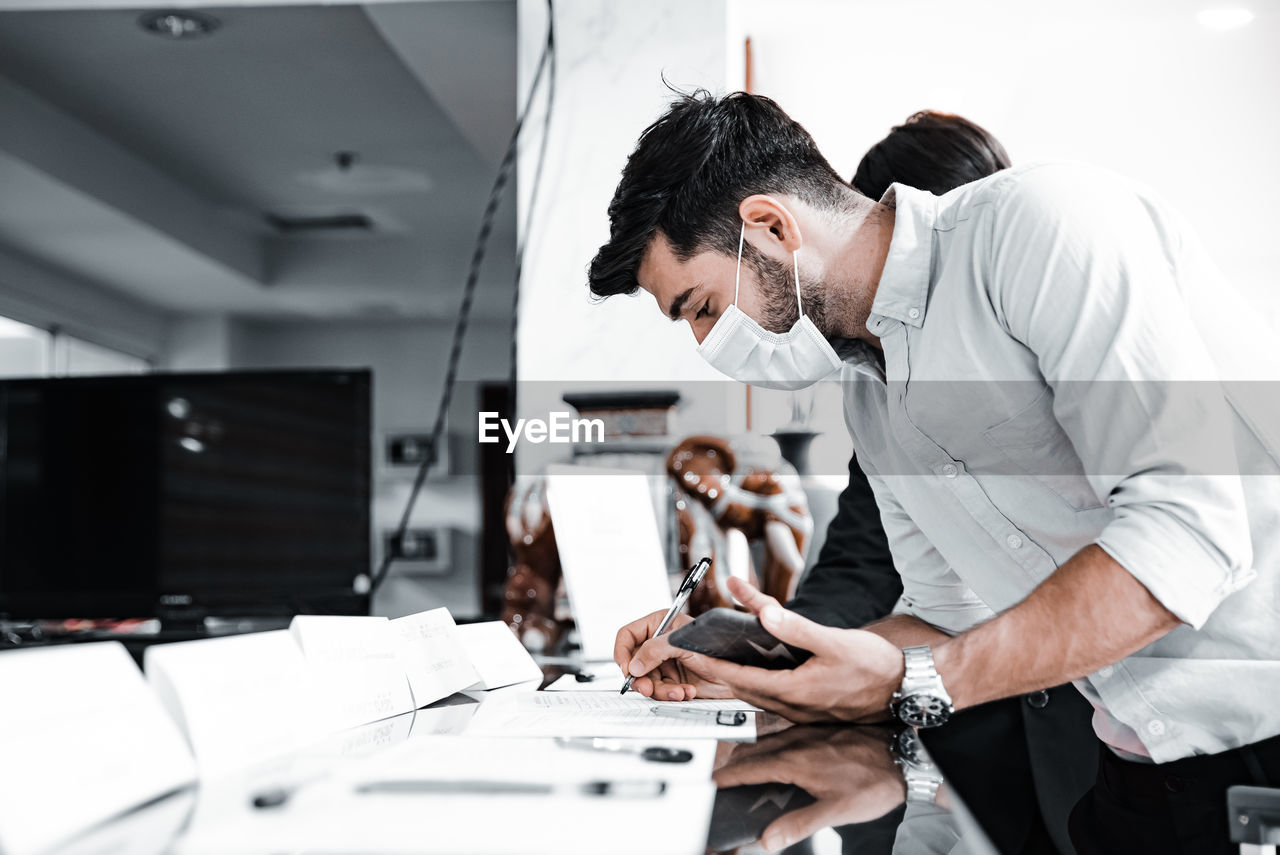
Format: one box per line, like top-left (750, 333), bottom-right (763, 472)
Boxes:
top-left (382, 527), bottom-right (451, 574)
top-left (386, 433), bottom-right (433, 465)
top-left (383, 431), bottom-right (451, 476)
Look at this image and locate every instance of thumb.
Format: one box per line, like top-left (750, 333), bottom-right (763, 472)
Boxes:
top-left (762, 801), bottom-right (838, 852)
top-left (758, 603), bottom-right (836, 657)
top-left (727, 575), bottom-right (780, 613)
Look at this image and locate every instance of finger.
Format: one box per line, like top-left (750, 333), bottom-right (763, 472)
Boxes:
top-left (733, 687), bottom-right (816, 724)
top-left (652, 662), bottom-right (697, 701)
top-left (712, 751), bottom-right (794, 788)
top-left (627, 633), bottom-right (695, 679)
top-left (613, 609), bottom-right (668, 672)
top-left (756, 603), bottom-right (841, 658)
top-left (762, 802), bottom-right (842, 852)
top-left (685, 651), bottom-right (788, 698)
top-left (726, 575), bottom-right (780, 614)
top-left (629, 659), bottom-right (695, 700)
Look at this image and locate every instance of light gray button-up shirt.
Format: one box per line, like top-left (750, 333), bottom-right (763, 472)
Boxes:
top-left (838, 161), bottom-right (1280, 763)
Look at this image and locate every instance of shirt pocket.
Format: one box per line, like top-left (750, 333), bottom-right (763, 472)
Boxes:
top-left (982, 387), bottom-right (1106, 512)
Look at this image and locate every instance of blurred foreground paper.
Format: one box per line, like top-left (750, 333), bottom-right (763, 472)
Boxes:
top-left (545, 466), bottom-right (673, 661)
top-left (172, 736), bottom-right (714, 855)
top-left (0, 643), bottom-right (195, 855)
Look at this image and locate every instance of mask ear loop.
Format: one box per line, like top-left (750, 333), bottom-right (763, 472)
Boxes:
top-left (734, 222), bottom-right (745, 305)
top-left (794, 248), bottom-right (803, 317)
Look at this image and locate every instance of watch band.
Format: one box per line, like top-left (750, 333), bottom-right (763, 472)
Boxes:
top-left (892, 728), bottom-right (944, 804)
top-left (893, 645), bottom-right (955, 728)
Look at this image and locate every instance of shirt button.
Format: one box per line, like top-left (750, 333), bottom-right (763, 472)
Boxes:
top-left (1006, 534), bottom-right (1024, 550)
top-left (1147, 719), bottom-right (1166, 737)
top-left (941, 463), bottom-right (958, 478)
top-left (1098, 666), bottom-right (1114, 679)
top-left (907, 307), bottom-right (921, 320)
top-left (1026, 690), bottom-right (1050, 709)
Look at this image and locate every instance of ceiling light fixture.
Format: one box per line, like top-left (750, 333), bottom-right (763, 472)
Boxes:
top-left (1196, 7), bottom-right (1254, 30)
top-left (138, 10), bottom-right (220, 40)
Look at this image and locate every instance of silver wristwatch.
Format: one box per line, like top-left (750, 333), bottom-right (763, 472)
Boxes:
top-left (892, 727), bottom-right (944, 804)
top-left (891, 645), bottom-right (954, 728)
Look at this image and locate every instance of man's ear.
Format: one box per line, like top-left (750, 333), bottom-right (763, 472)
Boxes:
top-left (738, 195), bottom-right (803, 253)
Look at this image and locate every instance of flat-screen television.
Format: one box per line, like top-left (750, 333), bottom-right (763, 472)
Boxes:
top-left (0, 369), bottom-right (371, 620)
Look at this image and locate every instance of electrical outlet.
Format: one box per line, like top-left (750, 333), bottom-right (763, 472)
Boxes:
top-left (386, 433), bottom-right (433, 465)
top-left (381, 527), bottom-right (453, 575)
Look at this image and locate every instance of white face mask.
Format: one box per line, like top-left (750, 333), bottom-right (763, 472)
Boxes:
top-left (696, 223), bottom-right (843, 391)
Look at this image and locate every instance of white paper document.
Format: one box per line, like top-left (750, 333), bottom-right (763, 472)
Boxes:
top-left (391, 607), bottom-right (478, 707)
top-left (0, 643), bottom-right (196, 855)
top-left (454, 620), bottom-right (543, 690)
top-left (290, 615), bottom-right (417, 731)
top-left (544, 466), bottom-right (674, 662)
top-left (144, 629), bottom-right (325, 777)
top-left (464, 691), bottom-right (757, 740)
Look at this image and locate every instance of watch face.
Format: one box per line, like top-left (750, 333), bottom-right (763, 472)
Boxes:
top-left (897, 694), bottom-right (951, 728)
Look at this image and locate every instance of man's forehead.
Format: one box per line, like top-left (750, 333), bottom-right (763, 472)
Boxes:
top-left (636, 232), bottom-right (680, 298)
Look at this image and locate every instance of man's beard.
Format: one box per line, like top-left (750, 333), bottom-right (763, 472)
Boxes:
top-left (744, 245), bottom-right (834, 336)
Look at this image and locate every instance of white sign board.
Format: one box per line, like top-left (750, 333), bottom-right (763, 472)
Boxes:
top-left (545, 465), bottom-right (674, 661)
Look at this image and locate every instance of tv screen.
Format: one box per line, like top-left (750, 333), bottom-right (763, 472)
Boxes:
top-left (0, 370), bottom-right (371, 620)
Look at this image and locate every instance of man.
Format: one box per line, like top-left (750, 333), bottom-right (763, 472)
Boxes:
top-left (592, 91), bottom-right (1280, 852)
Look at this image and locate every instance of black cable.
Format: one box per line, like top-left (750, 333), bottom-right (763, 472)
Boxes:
top-left (369, 0), bottom-right (556, 594)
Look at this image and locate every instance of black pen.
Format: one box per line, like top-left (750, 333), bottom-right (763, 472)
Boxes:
top-left (621, 556), bottom-right (710, 695)
top-left (356, 779), bottom-right (667, 798)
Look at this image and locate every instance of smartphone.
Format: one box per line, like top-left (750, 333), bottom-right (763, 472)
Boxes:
top-left (668, 608), bottom-right (813, 670)
top-left (706, 782), bottom-right (818, 850)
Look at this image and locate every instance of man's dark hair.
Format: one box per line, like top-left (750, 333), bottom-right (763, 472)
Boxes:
top-left (588, 90), bottom-right (854, 300)
top-left (852, 110), bottom-right (1011, 200)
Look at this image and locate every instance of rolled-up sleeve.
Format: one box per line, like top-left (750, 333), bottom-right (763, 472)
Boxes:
top-left (987, 164), bottom-right (1255, 628)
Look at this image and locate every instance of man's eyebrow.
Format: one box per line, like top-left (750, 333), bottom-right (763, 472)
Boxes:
top-left (667, 287), bottom-right (695, 321)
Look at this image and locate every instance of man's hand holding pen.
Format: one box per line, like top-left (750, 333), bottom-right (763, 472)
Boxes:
top-left (616, 575), bottom-right (905, 723)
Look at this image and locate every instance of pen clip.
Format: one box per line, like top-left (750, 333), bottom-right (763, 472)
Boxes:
top-left (677, 557), bottom-right (711, 594)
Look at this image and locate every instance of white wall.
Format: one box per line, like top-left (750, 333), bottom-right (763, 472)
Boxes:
top-left (732, 0), bottom-right (1280, 477)
top-left (514, 0), bottom-right (749, 475)
top-left (737, 0), bottom-right (1279, 322)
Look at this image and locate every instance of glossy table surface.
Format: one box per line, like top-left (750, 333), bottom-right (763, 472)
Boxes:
top-left (38, 681), bottom-right (1253, 855)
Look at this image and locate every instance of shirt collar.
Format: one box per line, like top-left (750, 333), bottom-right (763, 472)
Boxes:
top-left (867, 183), bottom-right (937, 332)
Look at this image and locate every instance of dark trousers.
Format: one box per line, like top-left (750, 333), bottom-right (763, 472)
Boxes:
top-left (1069, 731), bottom-right (1280, 855)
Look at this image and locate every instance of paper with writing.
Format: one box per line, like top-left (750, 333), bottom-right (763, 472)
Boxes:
top-left (390, 607), bottom-right (478, 707)
top-left (290, 615), bottom-right (416, 731)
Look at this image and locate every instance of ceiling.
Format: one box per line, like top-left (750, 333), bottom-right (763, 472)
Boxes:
top-left (0, 1), bottom-right (519, 321)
